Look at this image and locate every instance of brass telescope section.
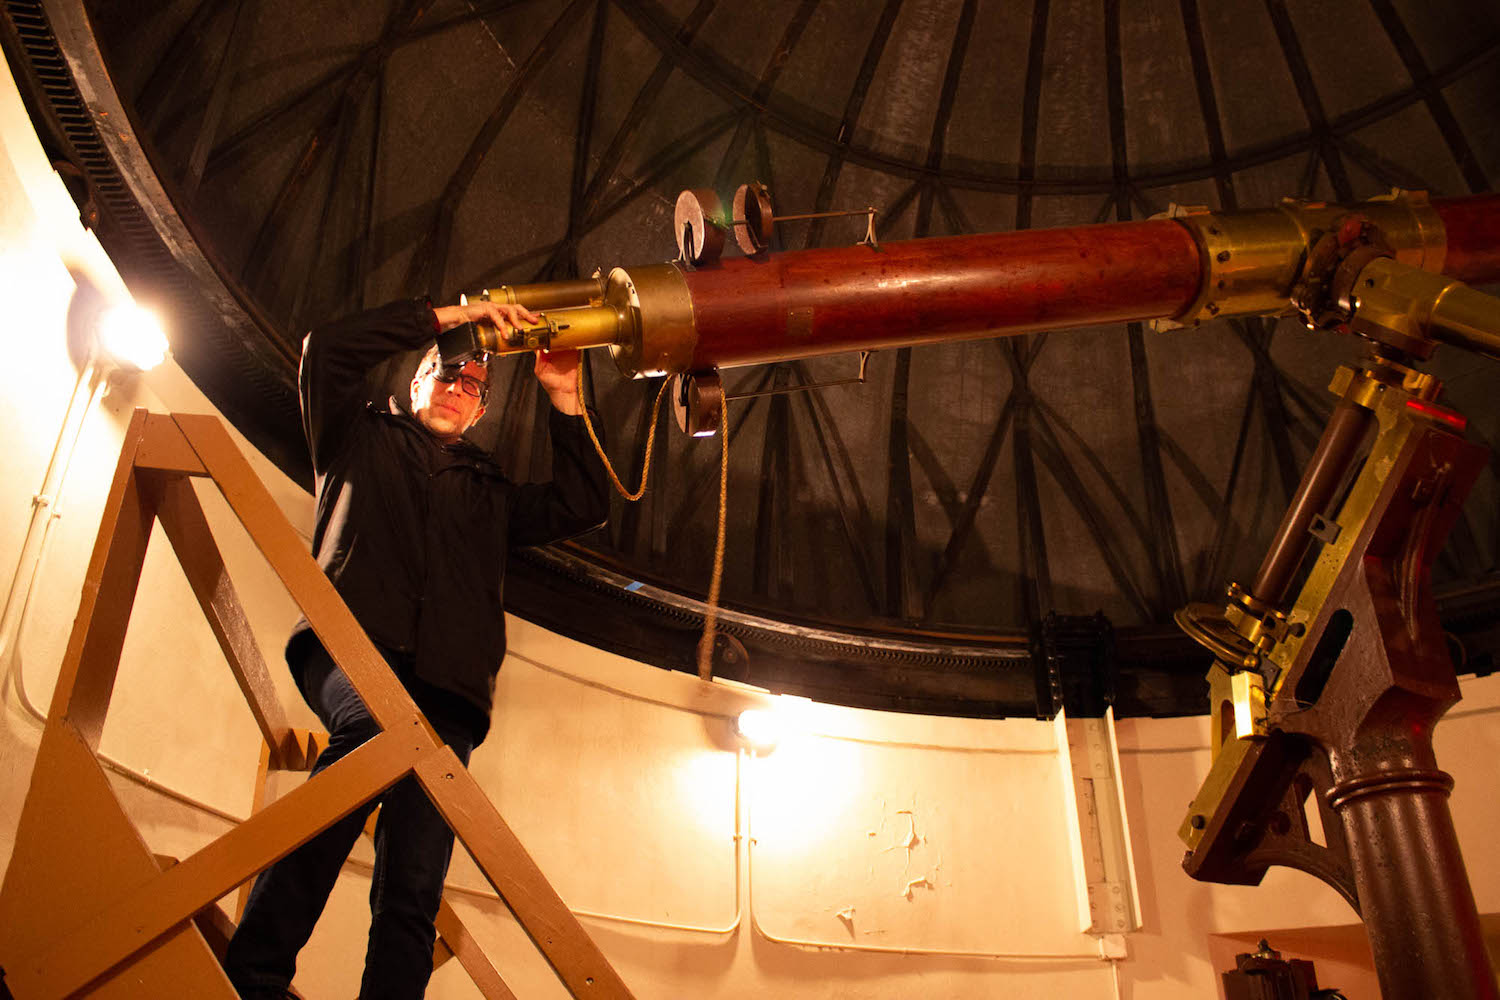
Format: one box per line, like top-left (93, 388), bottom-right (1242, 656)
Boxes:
top-left (483, 302), bottom-right (632, 355)
top-left (602, 263), bottom-right (697, 378)
top-left (1156, 189), bottom-right (1446, 329)
top-left (1174, 360), bottom-right (1465, 852)
top-left (1349, 256), bottom-right (1500, 362)
top-left (464, 263), bottom-right (698, 376)
top-left (482, 275), bottom-right (606, 311)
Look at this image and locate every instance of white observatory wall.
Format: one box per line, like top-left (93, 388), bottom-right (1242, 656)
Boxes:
top-left (6, 55), bottom-right (1500, 1000)
top-left (0, 50), bottom-right (318, 869)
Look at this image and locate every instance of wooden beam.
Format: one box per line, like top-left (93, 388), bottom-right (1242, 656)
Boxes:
top-left (805, 0), bottom-right (903, 248)
top-left (884, 348), bottom-right (918, 619)
top-left (136, 411), bottom-right (209, 474)
top-left (171, 412), bottom-right (427, 733)
top-left (182, 0), bottom-right (251, 197)
top-left (236, 738), bottom-right (275, 921)
top-left (155, 474), bottom-right (296, 762)
top-left (1368, 0), bottom-right (1489, 193)
top-left (435, 898), bottom-right (520, 1000)
top-left (49, 409), bottom-right (157, 748)
top-left (796, 374), bottom-right (880, 612)
top-left (0, 720), bottom-right (236, 997)
top-left (5, 410), bottom-right (632, 998)
top-left (20, 729), bottom-right (427, 999)
top-left (414, 749), bottom-right (636, 999)
top-left (409, 0), bottom-right (588, 299)
top-left (1263, 0), bottom-right (1352, 200)
top-left (576, 0), bottom-right (720, 223)
top-left (1178, 0), bottom-right (1238, 209)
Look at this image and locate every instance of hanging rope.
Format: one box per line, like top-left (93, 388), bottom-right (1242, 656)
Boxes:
top-left (696, 401), bottom-right (729, 680)
top-left (569, 356), bottom-right (730, 681)
top-left (575, 361), bottom-right (671, 501)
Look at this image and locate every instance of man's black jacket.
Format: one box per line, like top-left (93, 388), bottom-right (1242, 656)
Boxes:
top-left (288, 299), bottom-right (609, 739)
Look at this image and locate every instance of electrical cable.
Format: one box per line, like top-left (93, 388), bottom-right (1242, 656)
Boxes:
top-left (0, 357), bottom-right (106, 665)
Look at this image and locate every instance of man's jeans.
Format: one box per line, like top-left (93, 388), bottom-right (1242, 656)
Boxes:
top-left (224, 642), bottom-right (477, 1000)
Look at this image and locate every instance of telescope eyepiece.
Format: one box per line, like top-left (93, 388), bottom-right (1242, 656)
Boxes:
top-left (436, 320), bottom-right (487, 370)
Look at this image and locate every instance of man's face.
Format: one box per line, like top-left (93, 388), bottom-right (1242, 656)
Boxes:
top-left (411, 358), bottom-right (488, 443)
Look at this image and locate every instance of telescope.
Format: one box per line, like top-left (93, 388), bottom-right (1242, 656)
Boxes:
top-left (438, 186), bottom-right (1500, 437)
top-left (441, 184), bottom-right (1500, 998)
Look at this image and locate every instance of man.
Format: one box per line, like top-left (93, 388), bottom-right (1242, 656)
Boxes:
top-left (224, 297), bottom-right (609, 999)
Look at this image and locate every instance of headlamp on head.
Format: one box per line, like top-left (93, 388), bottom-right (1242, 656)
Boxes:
top-left (435, 320), bottom-right (489, 376)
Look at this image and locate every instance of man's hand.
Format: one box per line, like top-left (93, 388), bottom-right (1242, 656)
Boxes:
top-left (432, 301), bottom-right (540, 334)
top-left (534, 349), bottom-right (584, 415)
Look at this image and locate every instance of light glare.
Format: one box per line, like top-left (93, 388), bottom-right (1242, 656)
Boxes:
top-left (97, 303), bottom-right (168, 371)
top-left (736, 708), bottom-right (783, 751)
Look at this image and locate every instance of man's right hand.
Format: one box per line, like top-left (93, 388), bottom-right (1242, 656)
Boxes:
top-left (433, 301), bottom-right (540, 335)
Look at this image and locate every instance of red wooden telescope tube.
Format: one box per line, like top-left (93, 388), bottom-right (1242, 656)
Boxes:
top-left (1436, 193), bottom-right (1500, 284)
top-left (675, 219), bottom-right (1202, 370)
top-left (482, 192), bottom-right (1500, 377)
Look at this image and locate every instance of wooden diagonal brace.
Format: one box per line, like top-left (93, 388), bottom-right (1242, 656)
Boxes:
top-left (415, 748), bottom-right (634, 998)
top-left (47, 409), bottom-right (156, 748)
top-left (154, 473), bottom-right (300, 766)
top-left (15, 727), bottom-right (430, 998)
top-left (170, 412), bottom-right (427, 732)
top-left (436, 900), bottom-right (520, 1000)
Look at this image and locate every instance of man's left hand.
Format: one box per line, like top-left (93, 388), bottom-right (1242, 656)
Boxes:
top-left (433, 300), bottom-right (539, 334)
top-left (535, 350), bottom-right (584, 415)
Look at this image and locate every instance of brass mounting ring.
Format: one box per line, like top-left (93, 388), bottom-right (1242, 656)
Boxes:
top-left (1174, 602), bottom-right (1260, 670)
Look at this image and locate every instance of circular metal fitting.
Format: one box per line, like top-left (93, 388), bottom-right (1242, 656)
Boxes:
top-left (605, 264), bottom-right (698, 379)
top-left (1226, 581), bottom-right (1273, 618)
top-left (673, 371), bottom-right (723, 437)
top-left (733, 182), bottom-right (775, 255)
top-left (1174, 602), bottom-right (1260, 670)
top-left (675, 188), bottom-right (726, 267)
top-left (1327, 769), bottom-right (1454, 811)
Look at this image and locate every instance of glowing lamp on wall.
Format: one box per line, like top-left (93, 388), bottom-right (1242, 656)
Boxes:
top-left (96, 302), bottom-right (168, 372)
top-left (735, 708), bottom-right (784, 754)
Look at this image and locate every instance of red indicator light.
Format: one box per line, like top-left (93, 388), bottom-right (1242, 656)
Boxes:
top-left (1405, 398), bottom-right (1467, 432)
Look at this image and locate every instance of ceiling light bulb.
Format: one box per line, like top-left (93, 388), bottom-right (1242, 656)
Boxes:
top-left (736, 708), bottom-right (783, 752)
top-left (97, 303), bottom-right (169, 371)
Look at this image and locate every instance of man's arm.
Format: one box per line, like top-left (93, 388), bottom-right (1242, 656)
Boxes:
top-left (301, 300), bottom-right (438, 471)
top-left (531, 347), bottom-right (583, 415)
top-left (508, 349), bottom-right (610, 546)
top-left (432, 301), bottom-right (539, 338)
top-left (300, 299), bottom-right (536, 471)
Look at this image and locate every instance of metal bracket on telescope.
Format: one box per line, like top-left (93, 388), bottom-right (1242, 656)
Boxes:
top-left (730, 182), bottom-right (880, 254)
top-left (674, 183), bottom-right (881, 266)
top-left (723, 351), bottom-right (872, 401)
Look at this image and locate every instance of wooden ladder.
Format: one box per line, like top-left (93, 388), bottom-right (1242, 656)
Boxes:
top-left (0, 409), bottom-right (634, 999)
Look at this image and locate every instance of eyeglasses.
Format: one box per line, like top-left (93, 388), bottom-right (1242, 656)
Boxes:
top-left (431, 369), bottom-right (488, 400)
